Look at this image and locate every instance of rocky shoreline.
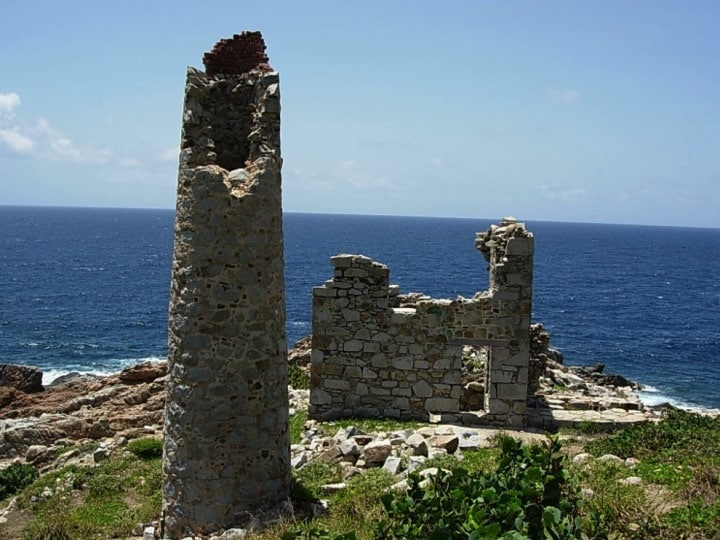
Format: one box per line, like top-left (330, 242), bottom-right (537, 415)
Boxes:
top-left (0, 331), bottom-right (664, 468)
top-left (0, 333), bottom-right (711, 538)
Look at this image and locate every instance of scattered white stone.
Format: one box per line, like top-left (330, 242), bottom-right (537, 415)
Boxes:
top-left (313, 499), bottom-right (330, 517)
top-left (416, 427), bottom-right (436, 437)
top-left (619, 476), bottom-right (643, 486)
top-left (407, 455), bottom-right (427, 473)
top-left (427, 448), bottom-right (448, 459)
top-left (93, 447), bottom-right (108, 463)
top-left (320, 482), bottom-right (346, 494)
top-left (291, 452), bottom-right (307, 469)
top-left (363, 439), bottom-right (392, 463)
top-left (142, 526), bottom-right (155, 540)
top-left (25, 444), bottom-right (49, 463)
top-left (572, 453), bottom-right (593, 464)
top-left (406, 433), bottom-right (429, 456)
top-left (220, 527), bottom-right (249, 539)
top-left (428, 434), bottom-right (459, 454)
top-left (383, 456), bottom-right (403, 475)
top-left (598, 454), bottom-right (624, 464)
top-left (338, 438), bottom-right (360, 457)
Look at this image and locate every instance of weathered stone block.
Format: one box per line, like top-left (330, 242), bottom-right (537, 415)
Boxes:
top-left (343, 366), bottom-right (362, 378)
top-left (424, 397), bottom-right (459, 413)
top-left (363, 342), bottom-right (380, 353)
top-left (330, 254), bottom-right (355, 268)
top-left (506, 351), bottom-right (529, 366)
top-left (313, 286), bottom-right (337, 298)
top-left (391, 356), bottom-right (413, 370)
top-left (310, 389), bottom-right (332, 405)
top-left (325, 379), bottom-right (350, 391)
top-left (442, 371), bottom-right (463, 384)
top-left (495, 382), bottom-right (528, 401)
top-left (412, 380), bottom-right (433, 398)
top-left (343, 340), bottom-right (363, 352)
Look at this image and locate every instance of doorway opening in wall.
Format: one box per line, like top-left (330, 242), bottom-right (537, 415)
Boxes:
top-left (459, 345), bottom-right (490, 412)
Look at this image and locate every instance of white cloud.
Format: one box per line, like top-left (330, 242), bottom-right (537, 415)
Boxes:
top-left (549, 88), bottom-right (580, 104)
top-left (0, 92), bottom-right (21, 116)
top-left (0, 128), bottom-right (34, 153)
top-left (289, 160), bottom-right (396, 191)
top-left (0, 95), bottom-right (119, 165)
top-left (0, 93), bottom-right (34, 153)
top-left (36, 117), bottom-right (112, 164)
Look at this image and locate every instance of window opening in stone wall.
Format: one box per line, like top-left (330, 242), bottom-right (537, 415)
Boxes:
top-left (460, 345), bottom-right (490, 411)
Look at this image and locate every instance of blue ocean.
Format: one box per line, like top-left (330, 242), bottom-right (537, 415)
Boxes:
top-left (1, 207), bottom-right (718, 410)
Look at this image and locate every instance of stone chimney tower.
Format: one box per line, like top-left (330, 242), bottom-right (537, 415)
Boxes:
top-left (162, 32), bottom-right (289, 537)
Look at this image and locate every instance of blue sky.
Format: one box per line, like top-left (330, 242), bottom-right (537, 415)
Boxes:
top-left (1, 1), bottom-right (719, 227)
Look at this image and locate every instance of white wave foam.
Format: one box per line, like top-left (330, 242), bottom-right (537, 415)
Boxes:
top-left (41, 356), bottom-right (166, 386)
top-left (637, 388), bottom-right (714, 413)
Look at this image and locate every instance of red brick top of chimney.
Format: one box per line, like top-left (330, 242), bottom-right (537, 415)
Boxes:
top-left (202, 31), bottom-right (271, 76)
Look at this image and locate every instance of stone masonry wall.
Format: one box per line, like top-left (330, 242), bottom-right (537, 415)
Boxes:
top-left (310, 218), bottom-right (533, 427)
top-left (163, 33), bottom-right (290, 537)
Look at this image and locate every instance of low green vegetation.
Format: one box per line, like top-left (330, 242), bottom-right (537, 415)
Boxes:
top-left (265, 408), bottom-right (720, 540)
top-left (581, 408), bottom-right (720, 538)
top-left (319, 416), bottom-right (423, 436)
top-left (288, 364), bottom-right (310, 389)
top-left (126, 437), bottom-right (163, 460)
top-left (375, 435), bottom-right (586, 539)
top-left (2, 408), bottom-right (718, 539)
top-left (6, 449), bottom-right (162, 540)
top-left (290, 410), bottom-right (308, 444)
top-left (0, 463), bottom-right (39, 500)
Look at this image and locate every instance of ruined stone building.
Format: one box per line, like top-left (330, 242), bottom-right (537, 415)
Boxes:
top-left (310, 218), bottom-right (534, 427)
top-left (163, 33), bottom-right (290, 537)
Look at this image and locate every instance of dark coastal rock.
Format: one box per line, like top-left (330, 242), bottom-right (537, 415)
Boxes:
top-left (529, 324), bottom-right (564, 393)
top-left (48, 372), bottom-right (99, 387)
top-left (0, 364), bottom-right (43, 393)
top-left (288, 336), bottom-right (312, 366)
top-left (118, 361), bottom-right (168, 383)
top-left (570, 365), bottom-right (639, 389)
top-left (0, 387), bottom-right (17, 408)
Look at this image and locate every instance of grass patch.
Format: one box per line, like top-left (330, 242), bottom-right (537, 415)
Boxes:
top-left (0, 463), bottom-right (39, 501)
top-left (8, 452), bottom-right (162, 540)
top-left (6, 409), bottom-right (720, 540)
top-left (288, 364), bottom-right (310, 389)
top-left (319, 417), bottom-right (422, 437)
top-left (290, 410), bottom-right (308, 445)
top-left (126, 437), bottom-right (163, 460)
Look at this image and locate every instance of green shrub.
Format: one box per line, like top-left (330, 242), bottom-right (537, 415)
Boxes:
top-left (290, 410), bottom-right (308, 445)
top-left (0, 462), bottom-right (39, 500)
top-left (586, 408), bottom-right (720, 460)
top-left (126, 437), bottom-right (163, 460)
top-left (288, 364), bottom-right (310, 389)
top-left (375, 435), bottom-right (586, 539)
top-left (22, 520), bottom-right (74, 540)
top-left (281, 528), bottom-right (357, 540)
top-left (293, 460), bottom-right (343, 500)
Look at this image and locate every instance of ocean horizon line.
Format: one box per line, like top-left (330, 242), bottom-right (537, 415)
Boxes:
top-left (1, 204), bottom-right (718, 231)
